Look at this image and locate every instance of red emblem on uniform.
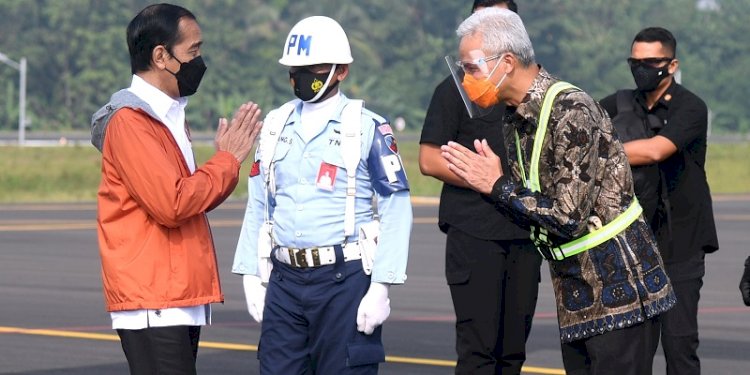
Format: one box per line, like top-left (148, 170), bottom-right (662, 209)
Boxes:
top-left (385, 135), bottom-right (398, 153)
top-left (249, 161), bottom-right (260, 177)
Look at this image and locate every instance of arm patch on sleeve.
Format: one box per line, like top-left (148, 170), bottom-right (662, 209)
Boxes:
top-left (368, 124), bottom-right (409, 195)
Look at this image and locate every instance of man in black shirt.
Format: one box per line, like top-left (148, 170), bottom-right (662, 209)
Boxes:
top-left (600, 27), bottom-right (719, 375)
top-left (419, 1), bottom-right (541, 374)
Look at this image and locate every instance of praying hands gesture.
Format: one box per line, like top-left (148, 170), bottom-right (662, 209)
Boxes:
top-left (215, 102), bottom-right (263, 163)
top-left (441, 139), bottom-right (504, 195)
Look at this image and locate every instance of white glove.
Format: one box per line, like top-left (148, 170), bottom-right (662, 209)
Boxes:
top-left (243, 274), bottom-right (267, 323)
top-left (356, 282), bottom-right (391, 335)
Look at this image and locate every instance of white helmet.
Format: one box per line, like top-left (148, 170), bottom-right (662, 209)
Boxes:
top-left (279, 16), bottom-right (354, 66)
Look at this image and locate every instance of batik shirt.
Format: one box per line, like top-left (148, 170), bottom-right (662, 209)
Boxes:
top-left (489, 68), bottom-right (676, 343)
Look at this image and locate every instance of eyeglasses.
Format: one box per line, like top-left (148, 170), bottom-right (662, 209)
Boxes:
top-left (627, 57), bottom-right (673, 68)
top-left (455, 53), bottom-right (502, 75)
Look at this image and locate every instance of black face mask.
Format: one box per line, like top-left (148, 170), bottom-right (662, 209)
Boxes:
top-left (289, 67), bottom-right (338, 102)
top-left (630, 63), bottom-right (670, 93)
top-left (167, 55), bottom-right (207, 97)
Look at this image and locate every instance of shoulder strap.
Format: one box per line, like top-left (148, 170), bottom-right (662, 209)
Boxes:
top-left (259, 100), bottom-right (299, 184)
top-left (528, 81), bottom-right (579, 192)
top-left (340, 99), bottom-right (364, 237)
top-left (258, 100), bottom-right (298, 227)
top-left (615, 89), bottom-right (635, 113)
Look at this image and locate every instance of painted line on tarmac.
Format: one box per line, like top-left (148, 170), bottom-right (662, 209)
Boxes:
top-left (0, 217), bottom-right (439, 232)
top-left (4, 212), bottom-right (749, 232)
top-left (0, 325), bottom-right (563, 374)
top-left (0, 204), bottom-right (97, 211)
top-left (0, 221), bottom-right (95, 231)
top-left (0, 197), bottom-right (438, 212)
top-left (1, 194), bottom-right (749, 212)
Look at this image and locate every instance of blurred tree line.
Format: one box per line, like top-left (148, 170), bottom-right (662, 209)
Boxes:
top-left (0, 0), bottom-right (747, 134)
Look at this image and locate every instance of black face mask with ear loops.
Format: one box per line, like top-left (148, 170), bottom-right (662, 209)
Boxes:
top-left (630, 61), bottom-right (671, 93)
top-left (289, 66), bottom-right (339, 103)
top-left (167, 55), bottom-right (207, 97)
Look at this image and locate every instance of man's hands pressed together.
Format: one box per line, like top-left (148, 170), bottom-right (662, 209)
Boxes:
top-left (441, 139), bottom-right (504, 195)
top-left (215, 101), bottom-right (263, 163)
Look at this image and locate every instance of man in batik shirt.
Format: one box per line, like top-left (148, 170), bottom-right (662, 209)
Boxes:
top-left (441, 8), bottom-right (675, 375)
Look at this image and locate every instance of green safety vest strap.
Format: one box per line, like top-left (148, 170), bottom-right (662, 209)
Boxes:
top-left (546, 198), bottom-right (642, 260)
top-left (514, 81), bottom-right (642, 260)
top-left (530, 81), bottom-right (578, 191)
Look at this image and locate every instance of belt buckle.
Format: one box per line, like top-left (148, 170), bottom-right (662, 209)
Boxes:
top-left (311, 248), bottom-right (321, 266)
top-left (294, 249), bottom-right (308, 268)
top-left (286, 248), bottom-right (297, 267)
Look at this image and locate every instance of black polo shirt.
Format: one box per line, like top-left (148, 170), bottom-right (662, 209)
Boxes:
top-left (420, 75), bottom-right (528, 241)
top-left (600, 79), bottom-right (719, 278)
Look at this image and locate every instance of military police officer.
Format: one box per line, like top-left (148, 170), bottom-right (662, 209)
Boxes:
top-left (232, 16), bottom-right (412, 374)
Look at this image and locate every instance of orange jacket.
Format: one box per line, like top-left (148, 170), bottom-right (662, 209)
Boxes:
top-left (96, 108), bottom-right (239, 312)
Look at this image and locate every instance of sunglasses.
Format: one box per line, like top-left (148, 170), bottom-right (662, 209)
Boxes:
top-left (627, 57), bottom-right (673, 68)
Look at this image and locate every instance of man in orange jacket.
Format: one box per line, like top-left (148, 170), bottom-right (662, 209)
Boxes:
top-left (90, 4), bottom-right (262, 374)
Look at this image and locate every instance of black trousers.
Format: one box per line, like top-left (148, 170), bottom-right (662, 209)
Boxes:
top-left (660, 277), bottom-right (703, 375)
top-left (561, 317), bottom-right (660, 375)
top-left (445, 227), bottom-right (542, 375)
top-left (117, 325), bottom-right (201, 375)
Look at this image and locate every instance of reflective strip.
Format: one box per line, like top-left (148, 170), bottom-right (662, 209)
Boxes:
top-left (529, 81), bottom-right (577, 192)
top-left (514, 81), bottom-right (642, 260)
top-left (514, 81), bottom-right (577, 192)
top-left (547, 199), bottom-right (642, 260)
top-left (514, 131), bottom-right (527, 186)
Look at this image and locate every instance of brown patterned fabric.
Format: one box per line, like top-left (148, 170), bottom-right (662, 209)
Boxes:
top-left (490, 68), bottom-right (675, 343)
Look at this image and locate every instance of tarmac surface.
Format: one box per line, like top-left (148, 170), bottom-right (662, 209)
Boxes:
top-left (0, 197), bottom-right (748, 374)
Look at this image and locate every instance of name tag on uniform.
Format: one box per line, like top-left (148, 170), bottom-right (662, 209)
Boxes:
top-left (316, 162), bottom-right (337, 191)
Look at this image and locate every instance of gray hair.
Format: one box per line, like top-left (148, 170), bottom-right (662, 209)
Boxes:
top-left (456, 7), bottom-right (535, 67)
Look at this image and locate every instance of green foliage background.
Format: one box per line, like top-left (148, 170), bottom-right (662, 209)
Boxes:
top-left (0, 141), bottom-right (747, 203)
top-left (0, 0), bottom-right (748, 134)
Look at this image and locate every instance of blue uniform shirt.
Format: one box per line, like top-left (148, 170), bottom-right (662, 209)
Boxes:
top-left (232, 94), bottom-right (412, 284)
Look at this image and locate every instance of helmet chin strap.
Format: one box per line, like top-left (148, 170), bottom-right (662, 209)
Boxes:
top-left (305, 64), bottom-right (338, 103)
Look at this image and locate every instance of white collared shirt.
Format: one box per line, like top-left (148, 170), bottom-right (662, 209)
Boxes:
top-left (109, 75), bottom-right (208, 330)
top-left (128, 75), bottom-right (195, 173)
top-left (299, 91), bottom-right (341, 143)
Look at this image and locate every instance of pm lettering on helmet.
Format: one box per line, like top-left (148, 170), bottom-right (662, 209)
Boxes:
top-left (287, 34), bottom-right (312, 56)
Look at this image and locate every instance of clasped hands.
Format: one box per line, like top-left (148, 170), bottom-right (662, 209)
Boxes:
top-left (441, 139), bottom-right (504, 195)
top-left (215, 102), bottom-right (263, 164)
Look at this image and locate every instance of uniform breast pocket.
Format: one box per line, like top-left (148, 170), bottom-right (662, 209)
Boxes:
top-left (270, 141), bottom-right (293, 187)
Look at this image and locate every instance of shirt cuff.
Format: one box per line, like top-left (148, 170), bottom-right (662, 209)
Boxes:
top-left (490, 175), bottom-right (516, 203)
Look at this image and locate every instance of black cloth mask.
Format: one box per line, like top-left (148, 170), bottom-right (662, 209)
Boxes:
top-left (631, 63), bottom-right (670, 93)
top-left (167, 55), bottom-right (207, 97)
top-left (289, 67), bottom-right (338, 102)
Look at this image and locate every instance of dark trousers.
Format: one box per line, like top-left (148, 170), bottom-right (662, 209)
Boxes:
top-left (561, 317), bottom-right (660, 375)
top-left (445, 227), bottom-right (542, 375)
top-left (117, 325), bottom-right (201, 375)
top-left (660, 277), bottom-right (703, 375)
top-left (259, 246), bottom-right (383, 375)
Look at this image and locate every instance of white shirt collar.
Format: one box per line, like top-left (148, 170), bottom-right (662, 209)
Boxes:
top-left (301, 90), bottom-right (341, 112)
top-left (127, 74), bottom-right (195, 174)
top-left (128, 75), bottom-right (187, 123)
top-left (298, 91), bottom-right (342, 143)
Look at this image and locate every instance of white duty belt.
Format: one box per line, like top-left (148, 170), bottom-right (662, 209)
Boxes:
top-left (275, 242), bottom-right (361, 268)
